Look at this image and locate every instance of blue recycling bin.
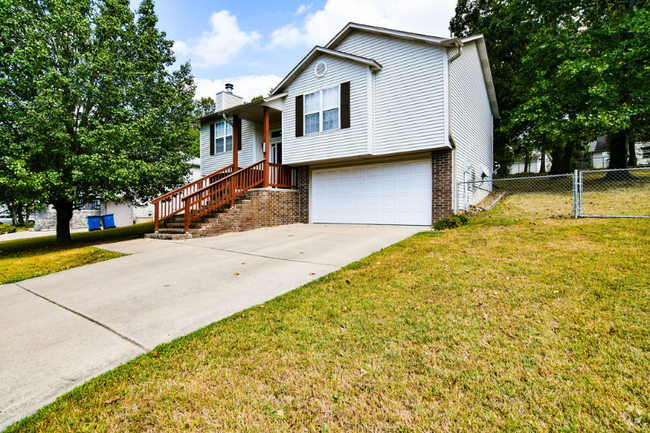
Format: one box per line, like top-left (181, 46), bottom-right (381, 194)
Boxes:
top-left (86, 215), bottom-right (101, 231)
top-left (100, 214), bottom-right (116, 229)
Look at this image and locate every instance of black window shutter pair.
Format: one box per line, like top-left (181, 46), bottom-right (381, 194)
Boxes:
top-left (294, 81), bottom-right (351, 138)
top-left (209, 123), bottom-right (215, 155)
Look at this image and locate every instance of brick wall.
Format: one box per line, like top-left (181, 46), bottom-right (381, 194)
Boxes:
top-left (432, 149), bottom-right (453, 222)
top-left (296, 166), bottom-right (309, 223)
top-left (192, 188), bottom-right (300, 237)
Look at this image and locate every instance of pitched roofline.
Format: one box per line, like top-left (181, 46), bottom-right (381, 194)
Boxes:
top-left (272, 46), bottom-right (382, 95)
top-left (463, 35), bottom-right (500, 119)
top-left (198, 92), bottom-right (289, 125)
top-left (325, 22), bottom-right (447, 49)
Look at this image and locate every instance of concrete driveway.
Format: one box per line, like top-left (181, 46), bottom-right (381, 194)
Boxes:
top-left (0, 223), bottom-right (423, 430)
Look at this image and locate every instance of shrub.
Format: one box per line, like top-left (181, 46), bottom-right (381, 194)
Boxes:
top-left (433, 214), bottom-right (469, 231)
top-left (0, 223), bottom-right (17, 235)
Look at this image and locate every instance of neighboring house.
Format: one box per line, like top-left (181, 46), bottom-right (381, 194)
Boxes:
top-left (151, 23), bottom-right (499, 238)
top-left (510, 151), bottom-right (553, 175)
top-left (35, 159), bottom-right (202, 230)
top-left (588, 136), bottom-right (650, 169)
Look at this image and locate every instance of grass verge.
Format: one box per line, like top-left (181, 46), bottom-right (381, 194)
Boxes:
top-left (6, 213), bottom-right (650, 431)
top-left (0, 223), bottom-right (154, 284)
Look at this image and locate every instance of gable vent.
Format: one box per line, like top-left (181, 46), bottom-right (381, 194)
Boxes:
top-left (314, 60), bottom-right (328, 78)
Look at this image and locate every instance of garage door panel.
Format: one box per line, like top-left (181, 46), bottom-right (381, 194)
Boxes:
top-left (312, 159), bottom-right (432, 225)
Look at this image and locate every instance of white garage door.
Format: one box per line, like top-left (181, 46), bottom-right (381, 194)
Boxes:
top-left (311, 159), bottom-right (432, 225)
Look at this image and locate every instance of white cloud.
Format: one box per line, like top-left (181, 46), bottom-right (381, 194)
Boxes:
top-left (296, 4), bottom-right (312, 15)
top-left (194, 75), bottom-right (283, 102)
top-left (269, 0), bottom-right (456, 49)
top-left (175, 11), bottom-right (260, 68)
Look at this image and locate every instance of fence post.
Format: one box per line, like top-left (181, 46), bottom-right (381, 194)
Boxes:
top-left (572, 170), bottom-right (576, 219)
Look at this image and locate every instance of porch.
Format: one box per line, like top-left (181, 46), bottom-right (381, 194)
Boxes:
top-left (151, 98), bottom-right (297, 238)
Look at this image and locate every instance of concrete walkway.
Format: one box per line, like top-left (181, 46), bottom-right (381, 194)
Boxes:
top-left (0, 224), bottom-right (424, 430)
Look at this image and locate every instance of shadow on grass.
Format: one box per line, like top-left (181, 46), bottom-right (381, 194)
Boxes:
top-left (0, 222), bottom-right (155, 254)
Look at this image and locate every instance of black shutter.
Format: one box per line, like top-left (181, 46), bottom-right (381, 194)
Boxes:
top-left (237, 118), bottom-right (242, 151)
top-left (209, 123), bottom-right (215, 155)
top-left (341, 82), bottom-right (351, 129)
top-left (295, 95), bottom-right (304, 137)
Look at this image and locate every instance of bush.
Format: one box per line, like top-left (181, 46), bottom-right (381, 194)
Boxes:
top-left (433, 214), bottom-right (469, 231)
top-left (0, 223), bottom-right (17, 235)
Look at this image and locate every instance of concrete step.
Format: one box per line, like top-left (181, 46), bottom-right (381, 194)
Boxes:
top-left (145, 232), bottom-right (192, 241)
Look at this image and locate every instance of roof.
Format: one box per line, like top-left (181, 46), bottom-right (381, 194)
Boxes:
top-left (198, 93), bottom-right (288, 125)
top-left (273, 22), bottom-right (499, 118)
top-left (325, 22), bottom-right (447, 49)
top-left (272, 46), bottom-right (383, 94)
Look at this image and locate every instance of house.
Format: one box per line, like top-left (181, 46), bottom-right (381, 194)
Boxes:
top-left (150, 23), bottom-right (499, 239)
top-left (510, 151), bottom-right (553, 175)
top-left (34, 159), bottom-right (202, 230)
top-left (588, 136), bottom-right (650, 169)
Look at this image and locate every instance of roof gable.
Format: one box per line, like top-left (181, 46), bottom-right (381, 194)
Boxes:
top-left (272, 46), bottom-right (382, 95)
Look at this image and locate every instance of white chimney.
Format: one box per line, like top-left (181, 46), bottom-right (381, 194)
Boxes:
top-left (216, 83), bottom-right (243, 111)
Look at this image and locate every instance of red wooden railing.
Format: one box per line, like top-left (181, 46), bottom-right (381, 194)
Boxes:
top-left (181, 160), bottom-right (267, 232)
top-left (269, 163), bottom-right (297, 188)
top-left (153, 164), bottom-right (234, 231)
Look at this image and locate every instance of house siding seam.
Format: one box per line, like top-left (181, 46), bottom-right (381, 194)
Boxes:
top-left (282, 54), bottom-right (369, 165)
top-left (450, 40), bottom-right (494, 206)
top-left (336, 31), bottom-right (447, 154)
top-left (296, 166), bottom-right (309, 223)
top-left (432, 149), bottom-right (453, 222)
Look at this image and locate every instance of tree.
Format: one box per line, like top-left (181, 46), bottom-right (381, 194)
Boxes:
top-left (450, 0), bottom-right (650, 173)
top-left (0, 0), bottom-right (196, 242)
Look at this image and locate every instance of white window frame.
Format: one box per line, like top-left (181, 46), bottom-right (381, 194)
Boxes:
top-left (304, 85), bottom-right (340, 135)
top-left (214, 120), bottom-right (233, 154)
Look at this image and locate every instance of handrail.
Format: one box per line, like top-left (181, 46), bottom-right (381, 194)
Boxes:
top-left (153, 164), bottom-right (235, 231)
top-left (181, 159), bottom-right (266, 232)
top-left (269, 163), bottom-right (297, 188)
top-left (153, 164), bottom-right (234, 204)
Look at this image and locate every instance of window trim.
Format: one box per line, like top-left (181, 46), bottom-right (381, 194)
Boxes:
top-left (304, 85), bottom-right (340, 135)
top-left (214, 119), bottom-right (233, 154)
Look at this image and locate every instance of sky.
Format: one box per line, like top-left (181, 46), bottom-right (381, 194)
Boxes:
top-left (132, 0), bottom-right (459, 102)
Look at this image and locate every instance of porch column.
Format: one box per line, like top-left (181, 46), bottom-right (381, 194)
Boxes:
top-left (263, 106), bottom-right (270, 188)
top-left (232, 115), bottom-right (240, 172)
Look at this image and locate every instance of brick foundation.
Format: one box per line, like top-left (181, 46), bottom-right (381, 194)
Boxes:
top-left (184, 188), bottom-right (300, 238)
top-left (296, 166), bottom-right (309, 223)
top-left (432, 149), bottom-right (453, 222)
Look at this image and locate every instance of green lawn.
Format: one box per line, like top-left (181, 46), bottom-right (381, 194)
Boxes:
top-left (6, 206), bottom-right (650, 431)
top-left (0, 223), bottom-right (154, 284)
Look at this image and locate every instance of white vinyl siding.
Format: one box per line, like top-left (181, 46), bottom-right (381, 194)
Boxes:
top-left (283, 55), bottom-right (369, 165)
top-left (336, 32), bottom-right (447, 154)
top-left (311, 159), bottom-right (432, 225)
top-left (450, 41), bottom-right (494, 206)
top-left (200, 119), bottom-right (259, 176)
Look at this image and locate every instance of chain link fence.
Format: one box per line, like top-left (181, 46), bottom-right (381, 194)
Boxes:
top-left (579, 167), bottom-right (650, 218)
top-left (458, 167), bottom-right (650, 219)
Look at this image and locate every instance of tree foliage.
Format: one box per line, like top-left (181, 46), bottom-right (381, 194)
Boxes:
top-left (0, 0), bottom-right (196, 241)
top-left (450, 0), bottom-right (650, 173)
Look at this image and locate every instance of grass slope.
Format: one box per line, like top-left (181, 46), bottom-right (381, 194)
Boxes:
top-left (7, 209), bottom-right (650, 431)
top-left (0, 223), bottom-right (154, 284)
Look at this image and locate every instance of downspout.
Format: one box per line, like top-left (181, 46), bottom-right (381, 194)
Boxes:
top-left (221, 113), bottom-right (233, 127)
top-left (442, 38), bottom-right (464, 210)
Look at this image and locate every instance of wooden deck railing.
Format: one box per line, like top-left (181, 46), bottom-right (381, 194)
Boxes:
top-left (181, 160), bottom-right (267, 232)
top-left (269, 163), bottom-right (297, 188)
top-left (152, 164), bottom-right (234, 231)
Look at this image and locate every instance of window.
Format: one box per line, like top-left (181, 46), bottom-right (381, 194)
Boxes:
top-left (304, 85), bottom-right (339, 135)
top-left (214, 120), bottom-right (233, 153)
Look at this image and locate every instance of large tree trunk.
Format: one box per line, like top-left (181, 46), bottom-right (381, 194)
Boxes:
top-left (608, 130), bottom-right (628, 169)
top-left (53, 199), bottom-right (74, 243)
top-left (628, 139), bottom-right (637, 166)
top-left (539, 150), bottom-right (547, 173)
